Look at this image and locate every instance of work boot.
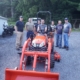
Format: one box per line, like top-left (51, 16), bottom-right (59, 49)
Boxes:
top-left (62, 46), bottom-right (66, 49)
top-left (18, 51), bottom-right (22, 55)
top-left (16, 46), bottom-right (20, 50)
top-left (16, 48), bottom-right (20, 51)
top-left (59, 47), bottom-right (62, 49)
top-left (55, 45), bottom-right (58, 47)
top-left (19, 46), bottom-right (23, 48)
top-left (66, 47), bottom-right (69, 50)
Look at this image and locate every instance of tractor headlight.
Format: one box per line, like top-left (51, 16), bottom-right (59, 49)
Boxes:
top-left (39, 42), bottom-right (44, 47)
top-left (32, 43), bottom-right (36, 47)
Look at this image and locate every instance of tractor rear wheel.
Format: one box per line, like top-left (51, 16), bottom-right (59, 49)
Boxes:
top-left (2, 31), bottom-right (6, 37)
top-left (51, 44), bottom-right (54, 53)
top-left (50, 54), bottom-right (55, 68)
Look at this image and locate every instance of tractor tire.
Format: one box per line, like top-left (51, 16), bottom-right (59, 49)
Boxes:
top-left (51, 44), bottom-right (54, 53)
top-left (57, 59), bottom-right (60, 62)
top-left (26, 56), bottom-right (32, 65)
top-left (2, 32), bottom-right (6, 37)
top-left (11, 32), bottom-right (13, 36)
top-left (10, 31), bottom-right (13, 36)
top-left (50, 54), bottom-right (55, 68)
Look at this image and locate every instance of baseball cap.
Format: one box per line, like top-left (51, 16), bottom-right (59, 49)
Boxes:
top-left (65, 18), bottom-right (68, 20)
top-left (19, 16), bottom-right (23, 18)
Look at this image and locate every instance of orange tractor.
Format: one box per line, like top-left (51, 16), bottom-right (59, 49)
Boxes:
top-left (5, 11), bottom-right (60, 80)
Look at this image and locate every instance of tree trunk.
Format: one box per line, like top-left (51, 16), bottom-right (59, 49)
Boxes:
top-left (11, 0), bottom-right (14, 18)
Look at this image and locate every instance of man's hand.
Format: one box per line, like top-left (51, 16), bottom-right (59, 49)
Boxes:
top-left (14, 26), bottom-right (17, 33)
top-left (45, 26), bottom-right (47, 32)
top-left (68, 28), bottom-right (71, 37)
top-left (25, 23), bottom-right (28, 31)
top-left (37, 25), bottom-right (40, 32)
top-left (68, 33), bottom-right (70, 37)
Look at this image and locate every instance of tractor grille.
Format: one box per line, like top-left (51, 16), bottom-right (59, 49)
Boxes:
top-left (29, 46), bottom-right (47, 51)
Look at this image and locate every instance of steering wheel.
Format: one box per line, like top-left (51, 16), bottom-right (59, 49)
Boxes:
top-left (38, 30), bottom-right (46, 34)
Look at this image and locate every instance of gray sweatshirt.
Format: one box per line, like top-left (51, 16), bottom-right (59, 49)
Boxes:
top-left (63, 22), bottom-right (71, 33)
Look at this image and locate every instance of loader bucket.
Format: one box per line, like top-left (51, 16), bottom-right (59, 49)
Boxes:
top-left (5, 69), bottom-right (59, 80)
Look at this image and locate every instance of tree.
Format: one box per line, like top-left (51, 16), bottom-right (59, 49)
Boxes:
top-left (0, 0), bottom-right (80, 22)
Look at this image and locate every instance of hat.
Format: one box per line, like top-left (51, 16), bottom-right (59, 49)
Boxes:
top-left (65, 18), bottom-right (68, 20)
top-left (19, 16), bottom-right (23, 18)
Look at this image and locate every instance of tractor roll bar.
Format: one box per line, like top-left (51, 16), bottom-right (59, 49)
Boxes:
top-left (37, 11), bottom-right (51, 23)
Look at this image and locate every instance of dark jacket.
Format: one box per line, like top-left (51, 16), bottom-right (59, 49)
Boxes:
top-left (16, 20), bottom-right (24, 32)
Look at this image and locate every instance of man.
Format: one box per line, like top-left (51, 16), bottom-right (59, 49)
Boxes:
top-left (35, 20), bottom-right (41, 31)
top-left (56, 20), bottom-right (63, 48)
top-left (37, 19), bottom-right (47, 34)
top-left (25, 18), bottom-right (35, 64)
top-left (3, 22), bottom-right (8, 26)
top-left (63, 18), bottom-right (72, 50)
top-left (25, 18), bottom-right (35, 39)
top-left (15, 16), bottom-right (24, 50)
top-left (51, 21), bottom-right (56, 32)
top-left (50, 21), bottom-right (56, 37)
top-left (3, 22), bottom-right (8, 29)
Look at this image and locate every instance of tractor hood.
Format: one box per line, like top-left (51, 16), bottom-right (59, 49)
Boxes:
top-left (32, 34), bottom-right (46, 47)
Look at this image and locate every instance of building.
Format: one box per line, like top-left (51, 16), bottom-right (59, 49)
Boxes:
top-left (30, 17), bottom-right (41, 25)
top-left (0, 16), bottom-right (8, 35)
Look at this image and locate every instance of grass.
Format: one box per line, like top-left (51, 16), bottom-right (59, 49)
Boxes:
top-left (72, 28), bottom-right (80, 32)
top-left (8, 21), bottom-right (15, 26)
top-left (8, 18), bottom-right (16, 26)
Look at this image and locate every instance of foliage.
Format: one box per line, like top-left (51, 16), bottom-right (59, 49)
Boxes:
top-left (0, 0), bottom-right (80, 22)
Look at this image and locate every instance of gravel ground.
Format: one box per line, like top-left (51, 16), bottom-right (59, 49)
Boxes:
top-left (0, 31), bottom-right (80, 80)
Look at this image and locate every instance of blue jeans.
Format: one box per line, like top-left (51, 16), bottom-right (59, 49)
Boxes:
top-left (26, 31), bottom-right (34, 39)
top-left (56, 34), bottom-right (62, 47)
top-left (63, 33), bottom-right (69, 47)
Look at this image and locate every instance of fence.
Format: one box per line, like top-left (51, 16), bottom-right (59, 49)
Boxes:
top-left (71, 19), bottom-right (80, 29)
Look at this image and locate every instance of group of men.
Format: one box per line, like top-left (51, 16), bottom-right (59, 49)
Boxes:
top-left (15, 16), bottom-right (71, 51)
top-left (55, 18), bottom-right (71, 50)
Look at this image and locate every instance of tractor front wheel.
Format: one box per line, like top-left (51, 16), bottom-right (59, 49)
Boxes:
top-left (26, 56), bottom-right (32, 65)
top-left (50, 54), bottom-right (55, 68)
